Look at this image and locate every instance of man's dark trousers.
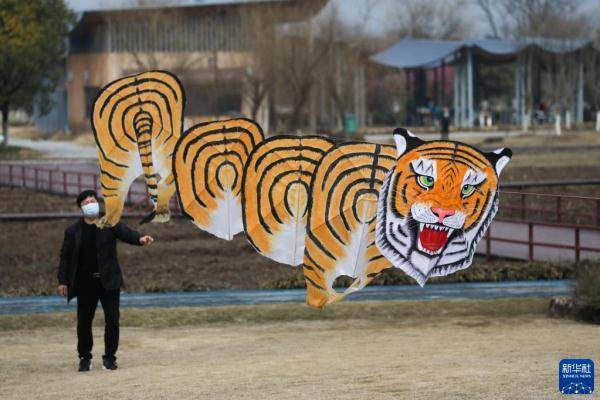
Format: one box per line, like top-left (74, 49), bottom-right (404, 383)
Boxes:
top-left (77, 276), bottom-right (120, 360)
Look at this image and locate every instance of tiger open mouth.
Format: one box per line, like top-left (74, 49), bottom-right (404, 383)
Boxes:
top-left (417, 223), bottom-right (455, 256)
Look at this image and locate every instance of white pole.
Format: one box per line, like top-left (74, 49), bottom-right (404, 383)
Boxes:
top-left (596, 111), bottom-right (600, 132)
top-left (565, 111), bottom-right (571, 130)
top-left (514, 61), bottom-right (522, 126)
top-left (555, 114), bottom-right (562, 136)
top-left (460, 63), bottom-right (466, 127)
top-left (453, 65), bottom-right (460, 127)
top-left (466, 49), bottom-right (474, 127)
top-left (576, 52), bottom-right (584, 123)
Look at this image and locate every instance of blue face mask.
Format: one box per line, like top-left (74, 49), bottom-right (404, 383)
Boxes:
top-left (81, 202), bottom-right (100, 217)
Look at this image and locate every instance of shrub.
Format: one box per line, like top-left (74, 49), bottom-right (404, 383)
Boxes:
top-left (574, 262), bottom-right (600, 323)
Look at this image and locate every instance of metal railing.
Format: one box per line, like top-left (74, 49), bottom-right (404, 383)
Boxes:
top-left (2, 162), bottom-right (598, 223)
top-left (0, 162), bottom-right (180, 212)
top-left (498, 190), bottom-right (600, 227)
top-left (484, 218), bottom-right (600, 262)
top-left (1, 161), bottom-right (600, 263)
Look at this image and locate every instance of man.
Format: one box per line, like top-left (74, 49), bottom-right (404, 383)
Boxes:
top-left (57, 189), bottom-right (154, 372)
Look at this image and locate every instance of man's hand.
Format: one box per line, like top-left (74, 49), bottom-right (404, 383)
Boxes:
top-left (58, 285), bottom-right (68, 297)
top-left (139, 235), bottom-right (154, 246)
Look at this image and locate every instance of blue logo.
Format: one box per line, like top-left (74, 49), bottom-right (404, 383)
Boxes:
top-left (559, 359), bottom-right (594, 394)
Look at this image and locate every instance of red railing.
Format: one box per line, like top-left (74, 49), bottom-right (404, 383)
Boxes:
top-left (4, 162), bottom-right (598, 224)
top-left (0, 162), bottom-right (181, 212)
top-left (498, 190), bottom-right (600, 227)
top-left (483, 218), bottom-right (600, 262)
top-left (1, 161), bottom-right (600, 263)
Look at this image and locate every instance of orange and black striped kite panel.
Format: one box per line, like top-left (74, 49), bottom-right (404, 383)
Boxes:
top-left (91, 70), bottom-right (184, 227)
top-left (173, 118), bottom-right (265, 240)
top-left (242, 135), bottom-right (334, 266)
top-left (303, 142), bottom-right (396, 308)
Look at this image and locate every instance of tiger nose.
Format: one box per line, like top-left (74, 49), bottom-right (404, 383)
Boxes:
top-left (431, 207), bottom-right (455, 223)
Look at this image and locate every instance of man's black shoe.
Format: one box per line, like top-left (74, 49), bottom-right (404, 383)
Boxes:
top-left (102, 356), bottom-right (118, 371)
top-left (78, 357), bottom-right (92, 372)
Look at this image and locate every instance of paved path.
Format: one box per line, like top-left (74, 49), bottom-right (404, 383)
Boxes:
top-left (10, 138), bottom-right (97, 159)
top-left (476, 219), bottom-right (600, 262)
top-left (365, 130), bottom-right (528, 143)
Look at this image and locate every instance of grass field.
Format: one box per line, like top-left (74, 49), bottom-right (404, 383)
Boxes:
top-left (471, 130), bottom-right (600, 149)
top-left (367, 129), bottom-right (600, 174)
top-left (0, 145), bottom-right (42, 160)
top-left (0, 299), bottom-right (598, 400)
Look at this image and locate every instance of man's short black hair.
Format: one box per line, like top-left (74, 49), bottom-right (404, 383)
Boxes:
top-left (76, 189), bottom-right (98, 208)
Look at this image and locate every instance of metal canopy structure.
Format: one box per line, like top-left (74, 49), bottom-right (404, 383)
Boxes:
top-left (371, 38), bottom-right (598, 127)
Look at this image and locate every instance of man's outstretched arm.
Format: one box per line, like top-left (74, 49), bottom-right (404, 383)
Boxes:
top-left (112, 221), bottom-right (153, 246)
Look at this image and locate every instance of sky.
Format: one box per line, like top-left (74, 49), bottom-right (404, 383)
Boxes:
top-left (68, 0), bottom-right (600, 38)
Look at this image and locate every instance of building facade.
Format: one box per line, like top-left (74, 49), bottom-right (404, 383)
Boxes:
top-left (40, 0), bottom-right (326, 134)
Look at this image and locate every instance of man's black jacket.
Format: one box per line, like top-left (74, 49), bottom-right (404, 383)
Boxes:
top-left (57, 219), bottom-right (142, 302)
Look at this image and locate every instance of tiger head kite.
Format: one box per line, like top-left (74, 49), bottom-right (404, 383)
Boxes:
top-left (376, 128), bottom-right (512, 286)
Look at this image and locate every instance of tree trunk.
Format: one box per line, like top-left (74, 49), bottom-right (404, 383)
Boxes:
top-left (251, 104), bottom-right (259, 121)
top-left (290, 89), bottom-right (310, 132)
top-left (250, 88), bottom-right (265, 121)
top-left (1, 104), bottom-right (8, 148)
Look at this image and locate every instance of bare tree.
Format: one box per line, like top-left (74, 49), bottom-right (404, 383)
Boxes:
top-left (542, 49), bottom-right (576, 122)
top-left (253, 0), bottom-right (383, 134)
top-left (585, 30), bottom-right (600, 114)
top-left (476, 0), bottom-right (501, 38)
top-left (313, 2), bottom-right (380, 132)
top-left (500, 0), bottom-right (590, 39)
top-left (241, 8), bottom-right (281, 121)
top-left (386, 0), bottom-right (473, 41)
top-left (476, 0), bottom-right (593, 40)
top-left (267, 14), bottom-right (334, 132)
top-left (107, 0), bottom-right (203, 75)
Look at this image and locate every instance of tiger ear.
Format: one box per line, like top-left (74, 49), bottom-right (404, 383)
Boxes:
top-left (485, 148), bottom-right (512, 176)
top-left (393, 128), bottom-right (423, 157)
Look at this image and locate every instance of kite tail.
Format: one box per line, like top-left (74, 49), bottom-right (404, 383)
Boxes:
top-left (134, 109), bottom-right (159, 224)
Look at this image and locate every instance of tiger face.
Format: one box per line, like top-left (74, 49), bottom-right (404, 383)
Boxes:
top-left (376, 128), bottom-right (512, 286)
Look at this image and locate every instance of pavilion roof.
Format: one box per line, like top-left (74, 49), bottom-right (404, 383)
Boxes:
top-left (372, 37), bottom-right (597, 69)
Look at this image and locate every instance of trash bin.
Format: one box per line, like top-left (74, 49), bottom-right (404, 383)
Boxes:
top-left (344, 114), bottom-right (357, 135)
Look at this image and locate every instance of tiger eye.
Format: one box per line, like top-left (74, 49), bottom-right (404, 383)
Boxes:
top-left (461, 184), bottom-right (476, 197)
top-left (417, 175), bottom-right (434, 189)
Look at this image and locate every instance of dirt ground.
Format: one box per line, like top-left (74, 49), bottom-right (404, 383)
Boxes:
top-left (0, 214), bottom-right (304, 295)
top-left (0, 302), bottom-right (598, 400)
top-left (0, 186), bottom-right (580, 296)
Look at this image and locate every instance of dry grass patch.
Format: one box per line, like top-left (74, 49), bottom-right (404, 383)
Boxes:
top-left (0, 299), bottom-right (598, 400)
top-left (0, 298), bottom-right (549, 331)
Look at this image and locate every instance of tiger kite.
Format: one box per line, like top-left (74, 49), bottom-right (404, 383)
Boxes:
top-left (376, 128), bottom-right (512, 287)
top-left (91, 70), bottom-right (185, 228)
top-left (90, 71), bottom-right (514, 310)
top-left (173, 118), bottom-right (265, 240)
top-left (303, 142), bottom-right (397, 308)
top-left (242, 136), bottom-right (334, 266)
